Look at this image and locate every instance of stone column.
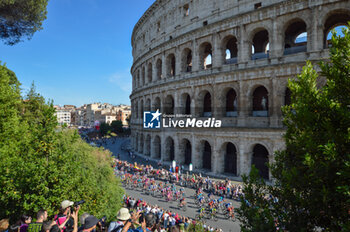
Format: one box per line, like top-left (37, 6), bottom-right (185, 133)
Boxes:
top-left (161, 53), bottom-right (167, 80)
top-left (214, 141), bottom-right (224, 174)
top-left (174, 91), bottom-right (179, 114)
top-left (237, 82), bottom-right (249, 127)
top-left (270, 17), bottom-right (283, 61)
top-left (239, 143), bottom-right (251, 176)
top-left (175, 47), bottom-right (181, 78)
top-left (238, 26), bottom-right (250, 63)
top-left (212, 33), bottom-right (223, 68)
top-left (310, 7), bottom-right (324, 53)
top-left (160, 134), bottom-right (166, 161)
top-left (150, 135), bottom-right (156, 158)
top-left (192, 39), bottom-right (199, 72)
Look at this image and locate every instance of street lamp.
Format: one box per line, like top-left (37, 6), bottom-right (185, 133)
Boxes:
top-left (189, 163), bottom-right (193, 175)
top-left (172, 160), bottom-right (176, 170)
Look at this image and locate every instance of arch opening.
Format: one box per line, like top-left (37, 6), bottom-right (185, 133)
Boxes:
top-left (202, 141), bottom-right (211, 170)
top-left (225, 36), bottom-right (238, 64)
top-left (182, 48), bottom-right (192, 72)
top-left (203, 92), bottom-right (212, 117)
top-left (284, 87), bottom-right (292, 106)
top-left (252, 144), bottom-right (269, 180)
top-left (199, 42), bottom-right (213, 69)
top-left (251, 29), bottom-right (269, 60)
top-left (165, 137), bottom-right (175, 161)
top-left (153, 136), bottom-right (161, 159)
top-left (284, 20), bottom-right (307, 55)
top-left (252, 86), bottom-right (268, 117)
top-left (164, 95), bottom-right (174, 115)
top-left (324, 11), bottom-right (350, 48)
top-left (167, 54), bottom-right (176, 77)
top-left (182, 139), bottom-right (192, 165)
top-left (147, 63), bottom-right (152, 83)
top-left (156, 59), bottom-right (162, 80)
top-left (226, 89), bottom-right (238, 117)
top-left (225, 143), bottom-right (237, 175)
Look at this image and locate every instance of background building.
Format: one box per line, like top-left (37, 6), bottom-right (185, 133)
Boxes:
top-left (130, 0), bottom-right (350, 180)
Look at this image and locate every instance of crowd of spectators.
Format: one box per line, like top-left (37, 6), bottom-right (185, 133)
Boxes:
top-left (0, 198), bottom-right (223, 232)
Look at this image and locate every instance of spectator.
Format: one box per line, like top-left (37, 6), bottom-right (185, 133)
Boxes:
top-left (78, 213), bottom-right (90, 232)
top-left (81, 215), bottom-right (97, 232)
top-left (27, 209), bottom-right (47, 232)
top-left (19, 215), bottom-right (31, 232)
top-left (107, 214), bottom-right (123, 232)
top-left (54, 200), bottom-right (75, 232)
top-left (0, 219), bottom-right (9, 232)
top-left (112, 208), bottom-right (141, 232)
top-left (136, 213), bottom-right (156, 232)
top-left (42, 221), bottom-right (58, 232)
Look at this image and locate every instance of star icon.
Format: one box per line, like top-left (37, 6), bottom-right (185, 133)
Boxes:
top-left (150, 109), bottom-right (162, 122)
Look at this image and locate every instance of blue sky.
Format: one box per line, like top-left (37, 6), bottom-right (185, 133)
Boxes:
top-left (0, 0), bottom-right (154, 106)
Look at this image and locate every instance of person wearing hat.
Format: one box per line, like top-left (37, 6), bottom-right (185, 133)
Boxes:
top-left (54, 200), bottom-right (79, 232)
top-left (82, 216), bottom-right (98, 232)
top-left (112, 208), bottom-right (144, 232)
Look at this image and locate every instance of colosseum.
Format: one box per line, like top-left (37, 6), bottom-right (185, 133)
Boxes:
top-left (129, 0), bottom-right (350, 180)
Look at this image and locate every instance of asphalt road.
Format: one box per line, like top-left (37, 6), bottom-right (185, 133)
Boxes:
top-left (102, 137), bottom-right (241, 232)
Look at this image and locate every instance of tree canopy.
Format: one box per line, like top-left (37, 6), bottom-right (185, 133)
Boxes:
top-left (237, 26), bottom-right (350, 231)
top-left (0, 64), bottom-right (124, 222)
top-left (0, 0), bottom-right (49, 45)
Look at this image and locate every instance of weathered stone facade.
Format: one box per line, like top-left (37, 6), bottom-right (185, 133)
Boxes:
top-left (130, 0), bottom-right (350, 180)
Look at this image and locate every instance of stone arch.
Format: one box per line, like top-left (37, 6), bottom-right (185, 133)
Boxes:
top-left (164, 136), bottom-right (175, 161)
top-left (323, 9), bottom-right (350, 48)
top-left (142, 66), bottom-right (145, 85)
top-left (139, 133), bottom-right (144, 153)
top-left (284, 87), bottom-right (291, 106)
top-left (166, 53), bottom-right (176, 77)
top-left (147, 62), bottom-right (152, 83)
top-left (135, 133), bottom-right (139, 152)
top-left (140, 99), bottom-right (144, 119)
top-left (222, 35), bottom-right (238, 64)
top-left (145, 134), bottom-right (151, 156)
top-left (145, 98), bottom-right (151, 112)
top-left (202, 140), bottom-right (212, 171)
top-left (180, 93), bottom-right (191, 115)
top-left (251, 28), bottom-right (269, 60)
top-left (180, 138), bottom-right (192, 165)
top-left (152, 97), bottom-right (161, 111)
top-left (223, 142), bottom-right (237, 175)
top-left (153, 135), bottom-right (161, 159)
top-left (181, 48), bottom-right (192, 72)
top-left (164, 95), bottom-right (174, 114)
top-left (199, 42), bottom-right (213, 69)
top-left (196, 90), bottom-right (212, 117)
top-left (252, 144), bottom-right (269, 180)
top-left (225, 88), bottom-right (238, 117)
top-left (135, 100), bottom-right (139, 119)
top-left (137, 69), bottom-right (140, 88)
top-left (252, 85), bottom-right (269, 117)
top-left (284, 18), bottom-right (307, 55)
top-left (156, 58), bottom-right (162, 80)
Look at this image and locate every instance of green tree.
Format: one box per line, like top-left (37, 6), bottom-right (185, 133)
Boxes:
top-left (111, 120), bottom-right (123, 133)
top-left (237, 27), bottom-right (350, 231)
top-left (99, 122), bottom-right (111, 136)
top-left (0, 0), bottom-right (49, 45)
top-left (0, 64), bottom-right (124, 222)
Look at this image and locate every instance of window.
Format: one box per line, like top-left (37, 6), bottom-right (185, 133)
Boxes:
top-left (157, 21), bottom-right (161, 32)
top-left (183, 4), bottom-right (190, 16)
top-left (254, 2), bottom-right (262, 9)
